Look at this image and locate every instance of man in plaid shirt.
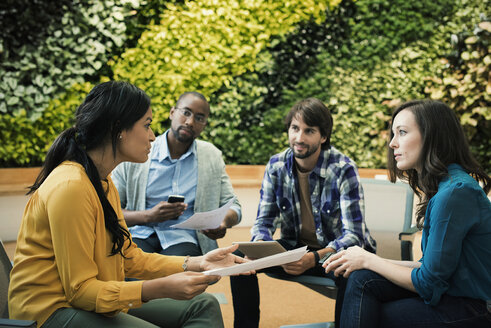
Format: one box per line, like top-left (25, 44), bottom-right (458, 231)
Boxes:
top-left (230, 98), bottom-right (376, 328)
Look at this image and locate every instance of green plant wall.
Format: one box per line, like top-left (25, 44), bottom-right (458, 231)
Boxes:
top-left (111, 0), bottom-right (335, 133)
top-left (0, 0), bottom-right (489, 173)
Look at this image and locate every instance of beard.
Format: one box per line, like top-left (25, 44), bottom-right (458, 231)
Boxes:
top-left (290, 142), bottom-right (320, 159)
top-left (171, 126), bottom-right (195, 143)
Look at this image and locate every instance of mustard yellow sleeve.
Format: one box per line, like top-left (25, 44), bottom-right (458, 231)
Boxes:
top-left (122, 236), bottom-right (186, 280)
top-left (46, 178), bottom-right (144, 314)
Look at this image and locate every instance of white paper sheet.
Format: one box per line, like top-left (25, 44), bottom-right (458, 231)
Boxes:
top-left (170, 197), bottom-right (235, 230)
top-left (203, 246), bottom-right (308, 277)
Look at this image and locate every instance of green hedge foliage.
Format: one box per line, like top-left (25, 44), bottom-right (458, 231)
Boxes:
top-left (425, 10), bottom-right (490, 169)
top-left (202, 1), bottom-right (355, 164)
top-left (0, 83), bottom-right (93, 167)
top-left (111, 0), bottom-right (335, 133)
top-left (203, 0), bottom-right (457, 166)
top-left (1, 0), bottom-right (488, 172)
top-left (0, 0), bottom-right (140, 120)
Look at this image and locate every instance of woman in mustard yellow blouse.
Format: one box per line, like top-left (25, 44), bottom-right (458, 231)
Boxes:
top-left (8, 81), bottom-right (244, 327)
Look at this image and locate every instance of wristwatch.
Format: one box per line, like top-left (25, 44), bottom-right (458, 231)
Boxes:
top-left (318, 251), bottom-right (336, 265)
top-left (311, 250), bottom-right (320, 264)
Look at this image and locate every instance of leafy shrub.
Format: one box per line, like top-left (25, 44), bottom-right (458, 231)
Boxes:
top-left (0, 83), bottom-right (93, 167)
top-left (203, 1), bottom-right (355, 164)
top-left (111, 0), bottom-right (334, 134)
top-left (425, 10), bottom-right (490, 171)
top-left (203, 0), bottom-right (456, 166)
top-left (0, 0), bottom-right (140, 119)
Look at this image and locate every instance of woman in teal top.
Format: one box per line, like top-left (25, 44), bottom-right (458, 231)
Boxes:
top-left (323, 100), bottom-right (491, 327)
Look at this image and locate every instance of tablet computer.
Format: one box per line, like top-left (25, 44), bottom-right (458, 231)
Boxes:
top-left (232, 241), bottom-right (287, 259)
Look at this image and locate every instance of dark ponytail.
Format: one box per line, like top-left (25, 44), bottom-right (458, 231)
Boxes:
top-left (29, 81), bottom-right (150, 256)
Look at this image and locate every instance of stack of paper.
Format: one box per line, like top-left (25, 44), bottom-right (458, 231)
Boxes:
top-left (203, 246), bottom-right (308, 277)
top-left (170, 197), bottom-right (235, 230)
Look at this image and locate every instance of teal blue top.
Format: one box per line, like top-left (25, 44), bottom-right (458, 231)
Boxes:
top-left (411, 164), bottom-right (491, 305)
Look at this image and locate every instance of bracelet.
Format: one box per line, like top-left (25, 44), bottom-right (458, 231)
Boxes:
top-left (182, 255), bottom-right (190, 271)
top-left (311, 250), bottom-right (320, 265)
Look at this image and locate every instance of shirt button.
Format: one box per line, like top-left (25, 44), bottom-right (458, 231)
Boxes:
top-left (282, 206), bottom-right (286, 210)
top-left (128, 303), bottom-right (133, 307)
top-left (327, 210), bottom-right (330, 214)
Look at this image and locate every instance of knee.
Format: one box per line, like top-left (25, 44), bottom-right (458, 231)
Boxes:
top-left (193, 293), bottom-right (220, 312)
top-left (346, 269), bottom-right (377, 290)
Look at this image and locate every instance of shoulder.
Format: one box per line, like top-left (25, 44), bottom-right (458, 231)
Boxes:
top-left (320, 147), bottom-right (360, 180)
top-left (266, 148), bottom-right (291, 173)
top-left (196, 139), bottom-right (222, 156)
top-left (39, 162), bottom-right (95, 202)
top-left (429, 167), bottom-right (487, 218)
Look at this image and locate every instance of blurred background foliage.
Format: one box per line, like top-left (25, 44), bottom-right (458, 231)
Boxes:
top-left (0, 0), bottom-right (489, 171)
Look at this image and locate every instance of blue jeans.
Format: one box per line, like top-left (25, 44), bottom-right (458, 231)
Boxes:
top-left (340, 269), bottom-right (491, 328)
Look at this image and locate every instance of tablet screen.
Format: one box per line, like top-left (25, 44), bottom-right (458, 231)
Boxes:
top-left (233, 241), bottom-right (287, 259)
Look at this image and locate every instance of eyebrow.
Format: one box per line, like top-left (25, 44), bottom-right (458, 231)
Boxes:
top-left (392, 125), bottom-right (408, 132)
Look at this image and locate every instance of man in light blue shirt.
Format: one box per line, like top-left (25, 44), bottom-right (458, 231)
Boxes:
top-left (112, 92), bottom-right (241, 256)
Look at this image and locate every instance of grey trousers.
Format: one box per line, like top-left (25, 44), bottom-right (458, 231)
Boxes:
top-left (41, 293), bottom-right (224, 328)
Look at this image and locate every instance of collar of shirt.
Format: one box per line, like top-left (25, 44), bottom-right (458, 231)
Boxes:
top-left (154, 131), bottom-right (197, 163)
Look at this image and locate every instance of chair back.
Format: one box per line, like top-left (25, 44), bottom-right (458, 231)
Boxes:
top-left (360, 178), bottom-right (414, 260)
top-left (0, 240), bottom-right (12, 319)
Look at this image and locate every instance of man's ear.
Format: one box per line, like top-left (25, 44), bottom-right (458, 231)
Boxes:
top-left (169, 106), bottom-right (176, 119)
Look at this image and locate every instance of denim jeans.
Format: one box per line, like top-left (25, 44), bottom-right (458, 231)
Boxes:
top-left (230, 239), bottom-right (347, 328)
top-left (340, 269), bottom-right (491, 328)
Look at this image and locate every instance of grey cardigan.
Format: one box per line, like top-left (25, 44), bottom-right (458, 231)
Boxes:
top-left (111, 139), bottom-right (241, 254)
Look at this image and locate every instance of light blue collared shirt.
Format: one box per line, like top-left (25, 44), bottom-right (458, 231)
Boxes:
top-left (129, 131), bottom-right (199, 249)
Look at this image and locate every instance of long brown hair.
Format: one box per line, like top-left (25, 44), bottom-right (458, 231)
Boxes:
top-left (387, 100), bottom-right (490, 228)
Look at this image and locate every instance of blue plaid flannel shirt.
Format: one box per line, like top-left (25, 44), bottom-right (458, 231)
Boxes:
top-left (251, 146), bottom-right (376, 252)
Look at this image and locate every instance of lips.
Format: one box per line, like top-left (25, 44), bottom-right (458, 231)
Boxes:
top-left (179, 127), bottom-right (193, 137)
top-left (294, 143), bottom-right (307, 152)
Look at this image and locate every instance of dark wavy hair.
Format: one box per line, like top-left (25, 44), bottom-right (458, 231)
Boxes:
top-left (28, 81), bottom-right (151, 256)
top-left (387, 100), bottom-right (491, 228)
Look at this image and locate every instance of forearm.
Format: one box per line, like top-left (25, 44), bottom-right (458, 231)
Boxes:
top-left (386, 259), bottom-right (422, 268)
top-left (123, 209), bottom-right (149, 227)
top-left (366, 256), bottom-right (416, 292)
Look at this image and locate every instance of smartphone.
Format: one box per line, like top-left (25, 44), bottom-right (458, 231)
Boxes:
top-left (168, 195), bottom-right (185, 203)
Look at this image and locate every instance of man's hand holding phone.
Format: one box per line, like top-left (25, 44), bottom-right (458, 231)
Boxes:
top-left (144, 195), bottom-right (187, 223)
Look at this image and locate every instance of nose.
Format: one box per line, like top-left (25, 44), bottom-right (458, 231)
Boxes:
top-left (184, 113), bottom-right (195, 126)
top-left (294, 130), bottom-right (305, 143)
top-left (389, 135), bottom-right (397, 149)
top-left (149, 127), bottom-right (156, 142)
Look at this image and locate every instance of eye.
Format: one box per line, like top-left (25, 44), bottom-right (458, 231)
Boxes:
top-left (182, 109), bottom-right (192, 117)
top-left (399, 129), bottom-right (407, 136)
top-left (290, 125), bottom-right (299, 131)
top-left (195, 115), bottom-right (206, 123)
